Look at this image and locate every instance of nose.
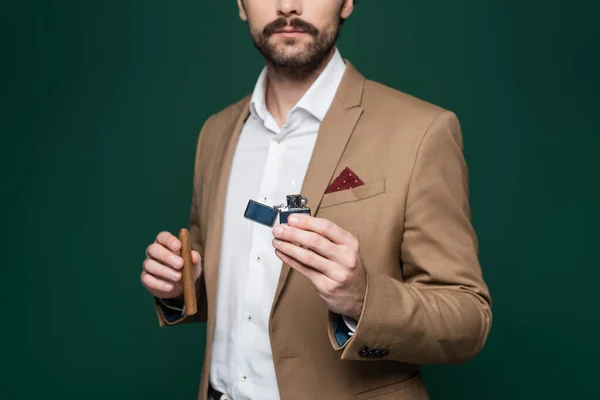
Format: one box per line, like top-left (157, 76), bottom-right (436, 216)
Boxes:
top-left (277, 0), bottom-right (303, 17)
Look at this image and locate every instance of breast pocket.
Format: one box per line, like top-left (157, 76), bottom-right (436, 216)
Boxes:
top-left (319, 179), bottom-right (386, 209)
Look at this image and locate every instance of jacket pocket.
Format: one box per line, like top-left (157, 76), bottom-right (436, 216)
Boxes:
top-left (319, 179), bottom-right (386, 209)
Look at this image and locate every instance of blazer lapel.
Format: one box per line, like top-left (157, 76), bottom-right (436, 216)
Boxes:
top-left (270, 62), bottom-right (366, 314)
top-left (204, 97), bottom-right (251, 327)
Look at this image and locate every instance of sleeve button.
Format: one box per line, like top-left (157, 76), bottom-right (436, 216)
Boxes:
top-left (359, 346), bottom-right (370, 357)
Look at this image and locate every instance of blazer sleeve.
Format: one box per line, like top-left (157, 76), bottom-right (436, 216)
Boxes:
top-left (153, 117), bottom-right (212, 327)
top-left (328, 111), bottom-right (492, 364)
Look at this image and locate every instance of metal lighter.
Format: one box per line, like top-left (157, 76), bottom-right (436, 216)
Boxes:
top-left (243, 194), bottom-right (311, 227)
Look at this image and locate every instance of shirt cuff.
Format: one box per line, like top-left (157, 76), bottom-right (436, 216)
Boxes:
top-left (333, 313), bottom-right (354, 347)
top-left (342, 315), bottom-right (357, 334)
top-left (155, 297), bottom-right (186, 323)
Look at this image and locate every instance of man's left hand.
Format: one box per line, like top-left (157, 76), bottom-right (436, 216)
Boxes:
top-left (272, 214), bottom-right (366, 321)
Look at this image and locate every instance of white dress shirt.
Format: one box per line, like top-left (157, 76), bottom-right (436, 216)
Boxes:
top-left (208, 48), bottom-right (347, 400)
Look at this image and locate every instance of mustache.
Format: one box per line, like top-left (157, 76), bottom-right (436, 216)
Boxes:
top-left (262, 17), bottom-right (320, 37)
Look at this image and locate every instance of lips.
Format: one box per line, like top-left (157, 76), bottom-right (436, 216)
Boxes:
top-left (275, 27), bottom-right (306, 34)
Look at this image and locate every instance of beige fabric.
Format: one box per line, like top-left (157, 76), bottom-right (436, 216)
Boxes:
top-left (155, 61), bottom-right (492, 400)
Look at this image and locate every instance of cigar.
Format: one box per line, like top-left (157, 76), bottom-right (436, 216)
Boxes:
top-left (178, 228), bottom-right (197, 316)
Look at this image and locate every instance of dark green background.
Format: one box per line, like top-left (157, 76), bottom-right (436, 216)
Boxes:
top-left (5, 0), bottom-right (599, 398)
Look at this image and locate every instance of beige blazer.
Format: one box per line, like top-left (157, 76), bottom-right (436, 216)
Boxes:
top-left (154, 61), bottom-right (492, 400)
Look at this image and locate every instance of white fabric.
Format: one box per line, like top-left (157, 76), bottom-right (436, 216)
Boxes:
top-left (209, 48), bottom-right (347, 400)
top-left (343, 315), bottom-right (357, 335)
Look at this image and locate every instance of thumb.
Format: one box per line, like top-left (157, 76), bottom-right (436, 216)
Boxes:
top-left (192, 250), bottom-right (202, 280)
top-left (191, 250), bottom-right (201, 264)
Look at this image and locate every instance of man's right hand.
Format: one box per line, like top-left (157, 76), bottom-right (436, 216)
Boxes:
top-left (141, 231), bottom-right (202, 299)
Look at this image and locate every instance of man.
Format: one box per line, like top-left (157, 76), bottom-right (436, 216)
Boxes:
top-left (141, 0), bottom-right (492, 399)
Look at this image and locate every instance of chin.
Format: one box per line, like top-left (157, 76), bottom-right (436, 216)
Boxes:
top-left (271, 35), bottom-right (311, 47)
top-left (276, 53), bottom-right (312, 66)
top-left (278, 46), bottom-right (306, 58)
top-left (273, 42), bottom-right (310, 57)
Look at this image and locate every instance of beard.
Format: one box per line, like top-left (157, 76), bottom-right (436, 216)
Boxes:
top-left (248, 16), bottom-right (340, 80)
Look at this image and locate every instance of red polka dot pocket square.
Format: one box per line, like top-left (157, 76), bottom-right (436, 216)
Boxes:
top-left (325, 167), bottom-right (365, 194)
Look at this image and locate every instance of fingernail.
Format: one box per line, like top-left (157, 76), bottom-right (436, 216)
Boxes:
top-left (171, 271), bottom-right (181, 281)
top-left (273, 239), bottom-right (281, 247)
top-left (273, 226), bottom-right (283, 235)
top-left (173, 257), bottom-right (182, 268)
top-left (289, 215), bottom-right (298, 224)
top-left (164, 282), bottom-right (173, 290)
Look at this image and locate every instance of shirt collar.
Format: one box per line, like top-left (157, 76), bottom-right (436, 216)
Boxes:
top-left (249, 47), bottom-right (347, 123)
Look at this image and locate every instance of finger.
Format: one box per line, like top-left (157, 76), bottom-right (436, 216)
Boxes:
top-left (275, 250), bottom-right (340, 299)
top-left (274, 249), bottom-right (322, 283)
top-left (193, 264), bottom-right (202, 280)
top-left (191, 250), bottom-right (201, 265)
top-left (143, 259), bottom-right (181, 282)
top-left (273, 224), bottom-right (338, 260)
top-left (273, 238), bottom-right (342, 281)
top-left (146, 242), bottom-right (184, 270)
top-left (141, 271), bottom-right (174, 292)
top-left (191, 251), bottom-right (202, 280)
top-left (155, 231), bottom-right (181, 253)
top-left (287, 214), bottom-right (351, 245)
